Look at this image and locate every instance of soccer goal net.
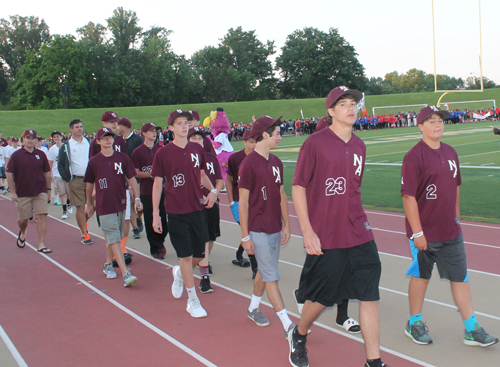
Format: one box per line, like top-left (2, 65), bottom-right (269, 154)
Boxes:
top-left (442, 99), bottom-right (496, 112)
top-left (372, 104), bottom-right (427, 116)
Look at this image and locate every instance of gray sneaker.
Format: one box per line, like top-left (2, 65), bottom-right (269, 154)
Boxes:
top-left (123, 270), bottom-right (138, 287)
top-left (463, 323), bottom-right (499, 347)
top-left (285, 322), bottom-right (298, 340)
top-left (132, 228), bottom-right (141, 239)
top-left (103, 263), bottom-right (117, 279)
top-left (247, 308), bottom-right (269, 327)
top-left (405, 320), bottom-right (433, 345)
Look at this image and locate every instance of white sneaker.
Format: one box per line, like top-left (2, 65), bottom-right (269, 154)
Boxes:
top-left (171, 265), bottom-right (184, 298)
top-left (103, 263), bottom-right (117, 279)
top-left (67, 204), bottom-right (73, 214)
top-left (61, 211), bottom-right (68, 220)
top-left (123, 270), bottom-right (138, 287)
top-left (186, 298), bottom-right (207, 318)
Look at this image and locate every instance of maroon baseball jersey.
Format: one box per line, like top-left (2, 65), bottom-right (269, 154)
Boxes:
top-left (293, 128), bottom-right (374, 249)
top-left (131, 144), bottom-right (161, 195)
top-left (401, 140), bottom-right (462, 242)
top-left (89, 135), bottom-right (128, 158)
top-left (0, 138), bottom-right (7, 147)
top-left (204, 136), bottom-right (216, 155)
top-left (151, 142), bottom-right (206, 215)
top-left (201, 152), bottom-right (222, 197)
top-left (226, 149), bottom-right (247, 202)
top-left (238, 151), bottom-right (284, 234)
top-left (6, 147), bottom-right (50, 197)
top-left (83, 152), bottom-right (136, 216)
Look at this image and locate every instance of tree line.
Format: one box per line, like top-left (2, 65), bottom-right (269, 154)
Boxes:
top-left (0, 9), bottom-right (497, 110)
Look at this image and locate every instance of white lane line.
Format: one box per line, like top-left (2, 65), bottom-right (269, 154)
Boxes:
top-left (459, 150), bottom-right (500, 158)
top-left (0, 224), bottom-right (218, 367)
top-left (0, 325), bottom-right (28, 367)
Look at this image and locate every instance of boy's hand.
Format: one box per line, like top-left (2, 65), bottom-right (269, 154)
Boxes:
top-left (280, 224), bottom-right (290, 245)
top-left (242, 238), bottom-right (255, 255)
top-left (153, 214), bottom-right (162, 234)
top-left (303, 230), bottom-right (323, 256)
top-left (414, 235), bottom-right (427, 251)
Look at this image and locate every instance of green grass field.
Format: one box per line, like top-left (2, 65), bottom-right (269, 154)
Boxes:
top-left (230, 121), bottom-right (500, 223)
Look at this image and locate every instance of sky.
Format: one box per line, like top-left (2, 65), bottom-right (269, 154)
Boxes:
top-left (2, 0), bottom-right (499, 85)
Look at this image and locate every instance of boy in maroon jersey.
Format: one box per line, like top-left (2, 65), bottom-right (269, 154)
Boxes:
top-left (89, 111), bottom-right (128, 157)
top-left (188, 110), bottom-right (216, 155)
top-left (402, 105), bottom-right (498, 348)
top-left (188, 127), bottom-right (224, 293)
top-left (239, 116), bottom-right (292, 337)
top-left (289, 86), bottom-right (387, 367)
top-left (84, 128), bottom-right (142, 287)
top-left (131, 123), bottom-right (168, 259)
top-left (226, 130), bottom-right (258, 276)
top-left (151, 110), bottom-right (218, 318)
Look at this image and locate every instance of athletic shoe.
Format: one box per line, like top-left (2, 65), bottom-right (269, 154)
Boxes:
top-left (364, 362), bottom-right (390, 367)
top-left (186, 298), bottom-right (207, 318)
top-left (285, 322), bottom-right (298, 340)
top-left (81, 232), bottom-right (93, 245)
top-left (136, 218), bottom-right (144, 233)
top-left (288, 325), bottom-right (309, 367)
top-left (199, 276), bottom-right (214, 293)
top-left (152, 253), bottom-right (165, 260)
top-left (247, 308), bottom-right (269, 327)
top-left (132, 227), bottom-right (141, 239)
top-left (171, 265), bottom-right (184, 298)
top-left (293, 289), bottom-right (304, 314)
top-left (405, 320), bottom-right (433, 345)
top-left (232, 257), bottom-right (251, 267)
top-left (53, 201), bottom-right (61, 206)
top-left (103, 263), bottom-right (117, 279)
top-left (160, 246), bottom-right (167, 255)
top-left (463, 323), bottom-right (499, 347)
top-left (67, 204), bottom-right (73, 214)
top-left (61, 211), bottom-right (68, 220)
top-left (113, 253), bottom-right (133, 267)
top-left (123, 270), bottom-right (138, 287)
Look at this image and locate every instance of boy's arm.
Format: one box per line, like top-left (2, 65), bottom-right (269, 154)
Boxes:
top-left (402, 194), bottom-right (427, 251)
top-left (152, 176), bottom-right (164, 234)
top-left (6, 172), bottom-right (17, 202)
top-left (85, 183), bottom-right (94, 218)
top-left (238, 188), bottom-right (254, 255)
top-left (225, 174), bottom-right (234, 203)
top-left (292, 185), bottom-right (322, 255)
top-left (134, 168), bottom-right (151, 179)
top-left (280, 185), bottom-right (290, 245)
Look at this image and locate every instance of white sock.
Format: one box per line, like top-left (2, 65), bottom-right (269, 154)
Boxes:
top-left (55, 195), bottom-right (60, 202)
top-left (277, 308), bottom-right (292, 331)
top-left (248, 294), bottom-right (262, 312)
top-left (186, 286), bottom-right (197, 301)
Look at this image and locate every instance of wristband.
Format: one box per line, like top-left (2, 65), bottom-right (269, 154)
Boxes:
top-left (229, 201), bottom-right (234, 207)
top-left (410, 231), bottom-right (424, 240)
top-left (135, 198), bottom-right (141, 201)
top-left (47, 188), bottom-right (51, 190)
top-left (211, 188), bottom-right (218, 194)
top-left (242, 235), bottom-right (250, 242)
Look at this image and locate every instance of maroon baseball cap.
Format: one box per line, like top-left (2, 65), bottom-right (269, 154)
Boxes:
top-left (417, 105), bottom-right (450, 124)
top-left (188, 110), bottom-right (200, 121)
top-left (168, 109), bottom-right (193, 126)
top-left (187, 127), bottom-right (205, 139)
top-left (250, 115), bottom-right (282, 140)
top-left (23, 129), bottom-right (37, 138)
top-left (51, 131), bottom-right (62, 137)
top-left (117, 117), bottom-right (132, 129)
top-left (12, 137), bottom-right (19, 143)
top-left (316, 116), bottom-right (330, 131)
top-left (96, 127), bottom-right (115, 140)
top-left (102, 110), bottom-right (119, 122)
top-left (326, 86), bottom-right (363, 108)
top-left (141, 122), bottom-right (157, 134)
top-left (242, 130), bottom-right (252, 141)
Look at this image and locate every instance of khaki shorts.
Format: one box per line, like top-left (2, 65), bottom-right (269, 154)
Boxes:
top-left (17, 192), bottom-right (48, 220)
top-left (54, 177), bottom-right (68, 196)
top-left (68, 177), bottom-right (86, 207)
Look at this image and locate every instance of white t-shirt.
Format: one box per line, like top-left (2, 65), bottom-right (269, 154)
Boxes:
top-left (5, 145), bottom-right (19, 159)
top-left (0, 146), bottom-right (5, 167)
top-left (47, 144), bottom-right (61, 178)
top-left (69, 137), bottom-right (90, 176)
top-left (39, 146), bottom-right (49, 156)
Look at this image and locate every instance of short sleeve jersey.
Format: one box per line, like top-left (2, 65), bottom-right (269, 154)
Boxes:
top-left (151, 142), bottom-right (206, 215)
top-left (293, 128), bottom-right (374, 249)
top-left (201, 152), bottom-right (222, 197)
top-left (47, 144), bottom-right (61, 178)
top-left (238, 151), bottom-right (284, 234)
top-left (83, 151), bottom-right (136, 216)
top-left (89, 135), bottom-right (128, 158)
top-left (204, 136), bottom-right (216, 155)
top-left (131, 143), bottom-right (161, 195)
top-left (6, 147), bottom-right (50, 197)
top-left (401, 140), bottom-right (462, 242)
top-left (226, 149), bottom-right (247, 202)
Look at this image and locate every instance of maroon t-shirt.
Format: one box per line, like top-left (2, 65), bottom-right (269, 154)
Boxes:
top-left (201, 152), bottom-right (222, 197)
top-left (6, 147), bottom-right (50, 197)
top-left (238, 151), bottom-right (284, 234)
top-left (226, 149), bottom-right (247, 202)
top-left (89, 135), bottom-right (128, 158)
top-left (401, 140), bottom-right (462, 242)
top-left (293, 128), bottom-right (374, 249)
top-left (83, 152), bottom-right (136, 216)
top-left (151, 141), bottom-right (206, 215)
top-left (131, 144), bottom-right (161, 196)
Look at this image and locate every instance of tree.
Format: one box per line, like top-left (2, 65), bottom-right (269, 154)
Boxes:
top-left (465, 76), bottom-right (496, 90)
top-left (276, 27), bottom-right (366, 99)
top-left (106, 7), bottom-right (142, 55)
top-left (366, 77), bottom-right (384, 95)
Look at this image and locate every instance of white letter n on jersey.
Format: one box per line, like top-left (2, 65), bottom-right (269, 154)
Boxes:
top-left (448, 160), bottom-right (457, 178)
top-left (114, 162), bottom-right (123, 174)
top-left (191, 153), bottom-right (200, 168)
top-left (272, 166), bottom-right (281, 183)
top-left (353, 154), bottom-right (363, 176)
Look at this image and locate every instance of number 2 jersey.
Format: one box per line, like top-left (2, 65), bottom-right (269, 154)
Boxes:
top-left (293, 128), bottom-right (373, 249)
top-left (401, 140), bottom-right (462, 242)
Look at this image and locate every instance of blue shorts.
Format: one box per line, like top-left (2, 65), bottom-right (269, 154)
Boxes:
top-left (231, 201), bottom-right (239, 224)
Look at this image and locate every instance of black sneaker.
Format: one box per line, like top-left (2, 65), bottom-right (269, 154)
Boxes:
top-left (137, 218), bottom-right (144, 233)
top-left (112, 253), bottom-right (133, 268)
top-left (288, 326), bottom-right (309, 367)
top-left (364, 362), bottom-right (390, 367)
top-left (199, 276), bottom-right (214, 293)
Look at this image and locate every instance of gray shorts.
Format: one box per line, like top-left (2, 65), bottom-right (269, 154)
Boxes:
top-left (250, 231), bottom-right (281, 282)
top-left (100, 211), bottom-right (125, 245)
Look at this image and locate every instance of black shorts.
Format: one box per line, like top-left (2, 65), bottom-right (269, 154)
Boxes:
top-left (297, 240), bottom-right (381, 307)
top-left (167, 211), bottom-right (208, 259)
top-left (204, 203), bottom-right (220, 241)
